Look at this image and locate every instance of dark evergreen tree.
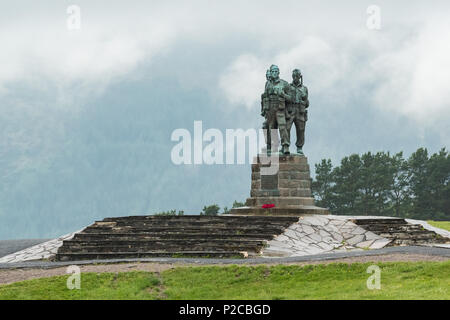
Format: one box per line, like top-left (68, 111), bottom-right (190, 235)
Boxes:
top-left (425, 148), bottom-right (450, 220)
top-left (331, 154), bottom-right (362, 215)
top-left (311, 159), bottom-right (334, 210)
top-left (388, 152), bottom-right (411, 217)
top-left (312, 147), bottom-right (449, 220)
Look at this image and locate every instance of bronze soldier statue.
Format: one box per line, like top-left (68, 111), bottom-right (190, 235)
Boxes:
top-left (261, 69), bottom-right (271, 120)
top-left (286, 69), bottom-right (309, 155)
top-left (262, 69), bottom-right (278, 154)
top-left (262, 65), bottom-right (291, 155)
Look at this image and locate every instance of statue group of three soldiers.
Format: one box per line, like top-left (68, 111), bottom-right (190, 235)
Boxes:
top-left (261, 64), bottom-right (309, 155)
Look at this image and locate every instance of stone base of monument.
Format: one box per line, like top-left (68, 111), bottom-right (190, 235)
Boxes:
top-left (230, 206), bottom-right (329, 215)
top-left (2, 215), bottom-right (449, 263)
top-left (37, 155), bottom-right (450, 262)
top-left (51, 215), bottom-right (450, 262)
top-left (230, 154), bottom-right (329, 216)
top-left (55, 215), bottom-right (300, 261)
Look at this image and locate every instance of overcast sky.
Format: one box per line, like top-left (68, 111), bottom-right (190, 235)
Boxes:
top-left (2, 1), bottom-right (449, 150)
top-left (1, 1), bottom-right (449, 238)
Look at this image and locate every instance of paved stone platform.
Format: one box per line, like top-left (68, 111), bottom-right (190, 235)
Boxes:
top-left (0, 231), bottom-right (79, 263)
top-left (0, 239), bottom-right (51, 258)
top-left (0, 215), bottom-right (448, 264)
top-left (261, 216), bottom-right (450, 257)
top-left (262, 215), bottom-right (387, 257)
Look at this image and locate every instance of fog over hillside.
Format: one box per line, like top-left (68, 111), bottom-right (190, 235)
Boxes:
top-left (0, 1), bottom-right (449, 239)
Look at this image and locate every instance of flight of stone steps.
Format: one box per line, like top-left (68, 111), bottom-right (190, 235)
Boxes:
top-left (55, 215), bottom-right (299, 261)
top-left (352, 218), bottom-right (449, 246)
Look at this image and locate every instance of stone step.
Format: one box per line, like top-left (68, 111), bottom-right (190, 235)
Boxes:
top-left (377, 232), bottom-right (439, 239)
top-left (58, 245), bottom-right (262, 253)
top-left (59, 243), bottom-right (263, 254)
top-left (62, 239), bottom-right (266, 248)
top-left (101, 222), bottom-right (290, 230)
top-left (81, 226), bottom-right (288, 234)
top-left (352, 218), bottom-right (407, 225)
top-left (102, 215), bottom-right (299, 223)
top-left (104, 221), bottom-right (294, 229)
top-left (73, 232), bottom-right (277, 241)
top-left (56, 251), bottom-right (247, 261)
top-left (245, 197), bottom-right (315, 207)
top-left (356, 224), bottom-right (424, 232)
top-left (352, 218), bottom-right (450, 246)
top-left (97, 217), bottom-right (298, 228)
top-left (388, 238), bottom-right (445, 246)
top-left (55, 215), bottom-right (298, 261)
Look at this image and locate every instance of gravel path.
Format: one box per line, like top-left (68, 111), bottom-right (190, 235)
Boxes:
top-left (0, 247), bottom-right (449, 285)
top-left (0, 253), bottom-right (447, 285)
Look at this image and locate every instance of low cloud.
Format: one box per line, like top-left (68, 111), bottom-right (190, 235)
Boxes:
top-left (219, 36), bottom-right (341, 109)
top-left (370, 18), bottom-right (450, 124)
top-left (0, 18), bottom-right (175, 97)
top-left (219, 16), bottom-right (450, 131)
top-left (1, 1), bottom-right (449, 148)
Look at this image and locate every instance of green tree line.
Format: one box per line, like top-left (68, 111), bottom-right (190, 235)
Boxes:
top-left (312, 148), bottom-right (449, 220)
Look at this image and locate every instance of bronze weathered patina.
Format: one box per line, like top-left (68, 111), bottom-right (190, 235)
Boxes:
top-left (262, 65), bottom-right (291, 155)
top-left (286, 69), bottom-right (309, 155)
top-left (261, 65), bottom-right (309, 155)
top-left (227, 65), bottom-right (329, 215)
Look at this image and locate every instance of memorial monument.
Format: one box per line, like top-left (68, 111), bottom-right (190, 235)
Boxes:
top-left (51, 65), bottom-right (450, 262)
top-left (232, 65), bottom-right (329, 215)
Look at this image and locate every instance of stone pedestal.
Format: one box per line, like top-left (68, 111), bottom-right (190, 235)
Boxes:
top-left (231, 154), bottom-right (329, 216)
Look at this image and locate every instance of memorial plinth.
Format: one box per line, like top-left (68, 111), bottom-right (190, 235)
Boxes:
top-left (231, 154), bottom-right (329, 215)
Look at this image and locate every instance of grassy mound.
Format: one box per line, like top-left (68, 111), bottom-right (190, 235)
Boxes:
top-left (0, 261), bottom-right (449, 300)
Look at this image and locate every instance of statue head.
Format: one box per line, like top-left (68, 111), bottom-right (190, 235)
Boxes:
top-left (292, 68), bottom-right (303, 85)
top-left (269, 65), bottom-right (280, 81)
top-left (265, 69), bottom-right (271, 81)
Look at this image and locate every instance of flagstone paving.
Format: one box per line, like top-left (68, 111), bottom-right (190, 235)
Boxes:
top-left (1, 216), bottom-right (449, 263)
top-left (262, 215), bottom-right (450, 257)
top-left (263, 215), bottom-right (384, 257)
top-left (0, 231), bottom-right (79, 263)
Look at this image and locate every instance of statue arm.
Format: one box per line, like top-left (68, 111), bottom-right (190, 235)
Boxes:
top-left (281, 82), bottom-right (292, 101)
top-left (304, 86), bottom-right (309, 108)
top-left (261, 93), bottom-right (266, 116)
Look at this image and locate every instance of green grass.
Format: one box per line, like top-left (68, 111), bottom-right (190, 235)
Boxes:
top-left (163, 262), bottom-right (450, 300)
top-left (427, 220), bottom-right (450, 231)
top-left (1, 262), bottom-right (449, 300)
top-left (0, 271), bottom-right (163, 300)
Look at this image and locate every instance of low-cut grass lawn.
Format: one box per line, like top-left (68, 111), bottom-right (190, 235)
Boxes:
top-left (427, 220), bottom-right (450, 231)
top-left (0, 271), bottom-right (163, 300)
top-left (0, 261), bottom-right (449, 300)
